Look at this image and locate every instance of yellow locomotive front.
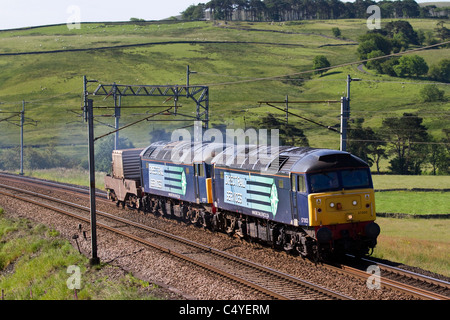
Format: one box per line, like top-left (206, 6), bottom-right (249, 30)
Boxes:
top-left (306, 168), bottom-right (380, 256)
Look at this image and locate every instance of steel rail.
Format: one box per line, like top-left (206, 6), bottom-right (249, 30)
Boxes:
top-left (359, 256), bottom-right (450, 298)
top-left (0, 183), bottom-right (350, 300)
top-left (324, 261), bottom-right (449, 300)
top-left (0, 172), bottom-right (106, 197)
top-left (1, 174), bottom-right (448, 300)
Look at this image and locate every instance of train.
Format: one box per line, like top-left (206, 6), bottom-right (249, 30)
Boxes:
top-left (104, 140), bottom-right (380, 260)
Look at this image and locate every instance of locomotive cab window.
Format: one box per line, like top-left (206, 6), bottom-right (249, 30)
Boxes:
top-left (341, 169), bottom-right (371, 189)
top-left (308, 169), bottom-right (372, 193)
top-left (309, 172), bottom-right (339, 193)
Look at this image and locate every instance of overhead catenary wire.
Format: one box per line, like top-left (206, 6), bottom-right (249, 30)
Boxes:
top-left (0, 37), bottom-right (448, 89)
top-left (93, 107), bottom-right (173, 141)
top-left (195, 40), bottom-right (450, 87)
top-left (0, 40), bottom-right (447, 106)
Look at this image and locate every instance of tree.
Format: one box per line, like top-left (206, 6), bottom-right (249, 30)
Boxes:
top-left (366, 50), bottom-right (387, 73)
top-left (380, 56), bottom-right (400, 76)
top-left (420, 84), bottom-right (445, 102)
top-left (332, 27), bottom-right (341, 38)
top-left (256, 113), bottom-right (309, 147)
top-left (347, 118), bottom-right (386, 173)
top-left (93, 136), bottom-right (135, 172)
top-left (435, 20), bottom-right (450, 43)
top-left (393, 55), bottom-right (428, 78)
top-left (357, 33), bottom-right (392, 60)
top-left (130, 17), bottom-right (145, 22)
top-left (384, 20), bottom-right (419, 46)
top-left (428, 138), bottom-right (449, 175)
top-left (182, 4), bottom-right (206, 20)
top-left (428, 59), bottom-right (450, 83)
top-left (150, 128), bottom-right (172, 142)
top-left (382, 113), bottom-right (429, 174)
top-left (312, 55), bottom-right (331, 75)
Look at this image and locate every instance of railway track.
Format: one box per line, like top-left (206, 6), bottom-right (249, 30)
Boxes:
top-left (0, 180), bottom-right (350, 300)
top-left (327, 259), bottom-right (450, 300)
top-left (357, 257), bottom-right (450, 299)
top-left (0, 173), bottom-right (448, 300)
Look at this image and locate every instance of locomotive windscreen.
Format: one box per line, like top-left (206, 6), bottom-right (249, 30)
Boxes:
top-left (308, 168), bottom-right (372, 193)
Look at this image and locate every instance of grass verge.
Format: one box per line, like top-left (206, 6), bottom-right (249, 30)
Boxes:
top-left (373, 217), bottom-right (450, 277)
top-left (0, 209), bottom-right (162, 300)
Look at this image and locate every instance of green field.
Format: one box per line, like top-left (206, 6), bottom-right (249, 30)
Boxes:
top-left (0, 19), bottom-right (448, 166)
top-left (372, 175), bottom-right (450, 215)
top-left (373, 217), bottom-right (450, 277)
top-left (375, 191), bottom-right (449, 215)
top-left (372, 175), bottom-right (450, 190)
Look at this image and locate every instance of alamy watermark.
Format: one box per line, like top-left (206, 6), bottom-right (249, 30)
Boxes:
top-left (366, 265), bottom-right (381, 290)
top-left (67, 5), bottom-right (81, 30)
top-left (367, 5), bottom-right (381, 30)
top-left (66, 265), bottom-right (81, 290)
top-left (170, 121), bottom-right (280, 174)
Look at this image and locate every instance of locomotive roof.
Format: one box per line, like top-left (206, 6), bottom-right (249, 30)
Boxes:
top-left (140, 140), bottom-right (228, 164)
top-left (141, 141), bottom-right (369, 174)
top-left (211, 144), bottom-right (369, 174)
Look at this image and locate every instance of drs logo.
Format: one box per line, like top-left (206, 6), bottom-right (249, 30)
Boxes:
top-left (223, 171), bottom-right (279, 216)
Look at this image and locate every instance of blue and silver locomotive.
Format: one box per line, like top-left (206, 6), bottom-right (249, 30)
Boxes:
top-left (105, 140), bottom-right (380, 259)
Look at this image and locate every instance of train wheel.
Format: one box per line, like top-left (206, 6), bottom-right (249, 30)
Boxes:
top-left (108, 190), bottom-right (117, 202)
top-left (186, 209), bottom-right (198, 225)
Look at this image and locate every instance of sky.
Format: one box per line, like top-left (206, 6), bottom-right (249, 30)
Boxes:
top-left (0, 0), bottom-right (198, 30)
top-left (0, 0), bottom-right (447, 30)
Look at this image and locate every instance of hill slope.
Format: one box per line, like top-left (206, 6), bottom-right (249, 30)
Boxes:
top-left (0, 19), bottom-right (448, 167)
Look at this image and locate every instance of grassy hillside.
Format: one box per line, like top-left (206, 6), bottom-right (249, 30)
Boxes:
top-left (0, 19), bottom-right (448, 165)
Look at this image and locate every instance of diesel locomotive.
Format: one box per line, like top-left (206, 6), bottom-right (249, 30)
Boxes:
top-left (105, 140), bottom-right (380, 260)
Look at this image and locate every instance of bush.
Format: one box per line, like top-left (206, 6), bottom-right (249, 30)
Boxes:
top-left (312, 55), bottom-right (330, 75)
top-left (0, 145), bottom-right (77, 171)
top-left (366, 50), bottom-right (387, 73)
top-left (357, 33), bottom-right (392, 60)
top-left (332, 27), bottom-right (341, 38)
top-left (428, 59), bottom-right (450, 83)
top-left (420, 84), bottom-right (445, 102)
top-left (393, 55), bottom-right (428, 78)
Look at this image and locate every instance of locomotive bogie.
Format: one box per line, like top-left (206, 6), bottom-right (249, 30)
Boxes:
top-left (105, 176), bottom-right (141, 208)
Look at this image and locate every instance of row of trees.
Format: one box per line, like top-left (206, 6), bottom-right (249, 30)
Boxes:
top-left (0, 114), bottom-right (448, 175)
top-left (182, 0), bottom-right (449, 21)
top-left (358, 20), bottom-right (450, 82)
top-left (347, 114), bottom-right (449, 175)
top-left (254, 112), bottom-right (449, 175)
top-left (0, 145), bottom-right (79, 171)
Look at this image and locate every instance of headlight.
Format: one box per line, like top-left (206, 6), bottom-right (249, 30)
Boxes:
top-left (329, 202), bottom-right (335, 208)
top-left (352, 200), bottom-right (357, 206)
